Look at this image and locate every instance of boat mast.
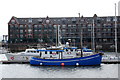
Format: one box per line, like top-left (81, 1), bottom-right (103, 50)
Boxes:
top-left (58, 25), bottom-right (60, 46)
top-left (79, 13), bottom-right (83, 57)
top-left (56, 25), bottom-right (58, 46)
top-left (56, 25), bottom-right (61, 47)
top-left (115, 3), bottom-right (118, 55)
top-left (92, 19), bottom-right (95, 53)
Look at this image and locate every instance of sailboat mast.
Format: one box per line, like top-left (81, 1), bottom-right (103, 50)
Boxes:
top-left (115, 3), bottom-right (118, 54)
top-left (92, 19), bottom-right (95, 53)
top-left (56, 25), bottom-right (58, 46)
top-left (79, 13), bottom-right (83, 57)
top-left (56, 25), bottom-right (60, 46)
top-left (58, 25), bottom-right (60, 46)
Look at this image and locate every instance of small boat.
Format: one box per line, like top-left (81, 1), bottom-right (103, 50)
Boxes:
top-left (30, 47), bottom-right (103, 66)
top-left (4, 48), bottom-right (46, 61)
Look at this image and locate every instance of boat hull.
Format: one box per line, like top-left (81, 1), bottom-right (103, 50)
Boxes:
top-left (30, 53), bottom-right (102, 66)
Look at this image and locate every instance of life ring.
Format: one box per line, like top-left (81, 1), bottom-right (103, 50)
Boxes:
top-left (10, 56), bottom-right (14, 60)
top-left (67, 52), bottom-right (71, 54)
top-left (52, 53), bottom-right (56, 55)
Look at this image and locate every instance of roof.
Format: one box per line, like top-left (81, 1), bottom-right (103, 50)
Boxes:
top-left (8, 15), bottom-right (119, 25)
top-left (9, 16), bottom-right (93, 25)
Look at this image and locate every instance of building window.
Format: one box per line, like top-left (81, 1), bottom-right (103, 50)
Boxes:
top-left (11, 20), bottom-right (15, 24)
top-left (46, 20), bottom-right (50, 24)
top-left (113, 18), bottom-right (117, 21)
top-left (34, 25), bottom-right (38, 28)
top-left (20, 25), bottom-right (23, 28)
top-left (28, 29), bottom-right (32, 33)
top-left (103, 29), bottom-right (106, 31)
top-left (72, 25), bottom-right (76, 28)
top-left (10, 25), bottom-right (13, 28)
top-left (96, 29), bottom-right (100, 32)
top-left (28, 18), bottom-right (32, 23)
top-left (103, 39), bottom-right (107, 42)
top-left (68, 25), bottom-right (71, 27)
top-left (108, 29), bottom-right (111, 32)
top-left (20, 35), bottom-right (23, 38)
top-left (28, 34), bottom-right (32, 38)
top-left (62, 25), bottom-right (66, 28)
top-left (20, 30), bottom-right (23, 33)
top-left (107, 17), bottom-right (111, 22)
top-left (88, 29), bottom-right (91, 31)
top-left (53, 25), bottom-right (57, 29)
top-left (88, 24), bottom-right (92, 27)
top-left (97, 24), bottom-right (101, 27)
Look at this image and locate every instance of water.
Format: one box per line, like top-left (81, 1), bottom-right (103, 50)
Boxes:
top-left (0, 64), bottom-right (118, 78)
top-left (0, 52), bottom-right (119, 78)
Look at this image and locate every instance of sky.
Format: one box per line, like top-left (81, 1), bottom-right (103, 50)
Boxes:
top-left (0, 0), bottom-right (120, 41)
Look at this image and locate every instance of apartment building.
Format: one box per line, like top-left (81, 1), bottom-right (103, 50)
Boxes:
top-left (8, 15), bottom-right (120, 52)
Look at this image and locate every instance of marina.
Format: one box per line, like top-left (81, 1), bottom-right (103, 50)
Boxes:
top-left (0, 52), bottom-right (119, 78)
top-left (0, 0), bottom-right (120, 79)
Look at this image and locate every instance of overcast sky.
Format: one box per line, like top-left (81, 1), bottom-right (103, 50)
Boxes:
top-left (0, 0), bottom-right (120, 40)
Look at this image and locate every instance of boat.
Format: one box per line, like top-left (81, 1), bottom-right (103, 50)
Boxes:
top-left (30, 47), bottom-right (103, 66)
top-left (29, 14), bottom-right (103, 66)
top-left (4, 48), bottom-right (46, 61)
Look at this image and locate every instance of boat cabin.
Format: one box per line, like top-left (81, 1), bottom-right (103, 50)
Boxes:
top-left (36, 47), bottom-right (78, 59)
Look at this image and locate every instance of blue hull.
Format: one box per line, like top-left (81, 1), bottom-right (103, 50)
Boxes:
top-left (30, 53), bottom-right (102, 66)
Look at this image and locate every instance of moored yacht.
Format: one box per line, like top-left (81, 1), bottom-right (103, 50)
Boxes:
top-left (4, 48), bottom-right (46, 61)
top-left (30, 47), bottom-right (103, 66)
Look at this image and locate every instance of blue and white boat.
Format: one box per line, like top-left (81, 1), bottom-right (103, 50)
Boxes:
top-left (30, 24), bottom-right (103, 66)
top-left (30, 47), bottom-right (103, 66)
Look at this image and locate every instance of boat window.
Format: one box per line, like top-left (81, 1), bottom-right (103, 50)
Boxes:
top-left (37, 51), bottom-right (39, 53)
top-left (56, 52), bottom-right (58, 54)
top-left (45, 51), bottom-right (47, 54)
top-left (70, 49), bottom-right (73, 51)
top-left (50, 51), bottom-right (52, 54)
top-left (66, 49), bottom-right (68, 51)
top-left (34, 51), bottom-right (36, 53)
top-left (31, 51), bottom-right (34, 53)
top-left (27, 51), bottom-right (30, 53)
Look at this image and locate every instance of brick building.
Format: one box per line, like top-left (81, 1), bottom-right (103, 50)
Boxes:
top-left (8, 14), bottom-right (120, 52)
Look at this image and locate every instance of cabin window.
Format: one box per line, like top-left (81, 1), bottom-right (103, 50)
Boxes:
top-left (66, 49), bottom-right (68, 51)
top-left (34, 51), bottom-right (36, 53)
top-left (56, 52), bottom-right (58, 54)
top-left (31, 51), bottom-right (33, 53)
top-left (27, 51), bottom-right (30, 53)
top-left (70, 49), bottom-right (73, 51)
top-left (50, 51), bottom-right (52, 54)
top-left (45, 51), bottom-right (47, 54)
top-left (37, 51), bottom-right (39, 53)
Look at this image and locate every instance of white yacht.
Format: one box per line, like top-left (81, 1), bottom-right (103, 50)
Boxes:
top-left (4, 48), bottom-right (46, 61)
